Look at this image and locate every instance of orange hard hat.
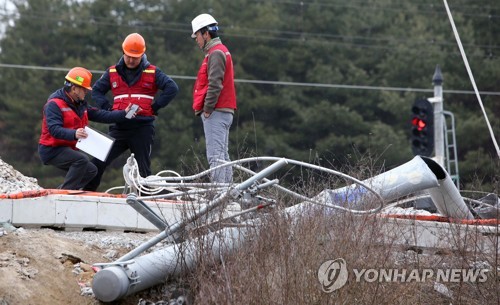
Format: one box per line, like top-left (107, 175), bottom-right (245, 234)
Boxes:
top-left (65, 67), bottom-right (93, 90)
top-left (122, 33), bottom-right (146, 58)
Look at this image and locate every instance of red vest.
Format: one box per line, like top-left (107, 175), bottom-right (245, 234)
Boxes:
top-left (39, 98), bottom-right (88, 149)
top-left (109, 64), bottom-right (157, 116)
top-left (192, 44), bottom-right (236, 112)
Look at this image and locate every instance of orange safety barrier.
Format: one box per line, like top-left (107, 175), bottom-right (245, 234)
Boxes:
top-left (380, 213), bottom-right (500, 226)
top-left (0, 189), bottom-right (126, 199)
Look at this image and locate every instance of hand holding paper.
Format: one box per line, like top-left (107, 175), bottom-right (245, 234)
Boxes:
top-left (75, 126), bottom-right (115, 162)
top-left (75, 128), bottom-right (88, 140)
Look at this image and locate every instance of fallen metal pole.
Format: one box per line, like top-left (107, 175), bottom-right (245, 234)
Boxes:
top-left (115, 158), bottom-right (288, 262)
top-left (92, 156), bottom-right (472, 302)
top-left (93, 226), bottom-right (249, 302)
top-left (126, 193), bottom-right (168, 230)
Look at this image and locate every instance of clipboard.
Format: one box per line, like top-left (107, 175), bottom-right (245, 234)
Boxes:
top-left (75, 126), bottom-right (115, 162)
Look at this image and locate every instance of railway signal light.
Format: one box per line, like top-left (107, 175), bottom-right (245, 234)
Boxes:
top-left (411, 98), bottom-right (434, 156)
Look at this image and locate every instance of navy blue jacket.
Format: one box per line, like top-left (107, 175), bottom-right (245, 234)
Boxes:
top-left (38, 88), bottom-right (128, 163)
top-left (92, 54), bottom-right (179, 129)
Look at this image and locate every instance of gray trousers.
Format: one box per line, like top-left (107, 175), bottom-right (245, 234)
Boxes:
top-left (201, 111), bottom-right (233, 184)
top-left (45, 147), bottom-right (97, 190)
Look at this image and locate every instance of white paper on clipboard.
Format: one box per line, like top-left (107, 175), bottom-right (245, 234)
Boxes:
top-left (75, 126), bottom-right (115, 162)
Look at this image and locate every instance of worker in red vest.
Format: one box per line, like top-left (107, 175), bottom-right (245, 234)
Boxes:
top-left (191, 14), bottom-right (237, 184)
top-left (38, 67), bottom-right (133, 190)
top-left (84, 33), bottom-right (179, 191)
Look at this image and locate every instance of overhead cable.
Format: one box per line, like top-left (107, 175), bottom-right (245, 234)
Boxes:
top-left (1, 62), bottom-right (500, 96)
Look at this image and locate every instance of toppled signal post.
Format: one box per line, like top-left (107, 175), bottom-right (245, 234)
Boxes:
top-left (91, 154), bottom-right (476, 302)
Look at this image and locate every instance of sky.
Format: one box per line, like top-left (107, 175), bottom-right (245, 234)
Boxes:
top-left (0, 0), bottom-right (16, 41)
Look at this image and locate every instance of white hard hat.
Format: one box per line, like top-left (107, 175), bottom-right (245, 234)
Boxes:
top-left (191, 13), bottom-right (218, 38)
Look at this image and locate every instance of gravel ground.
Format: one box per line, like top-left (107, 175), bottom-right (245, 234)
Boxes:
top-left (0, 157), bottom-right (42, 194)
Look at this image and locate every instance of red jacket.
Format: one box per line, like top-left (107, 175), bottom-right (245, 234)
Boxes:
top-left (39, 98), bottom-right (88, 149)
top-left (110, 64), bottom-right (157, 116)
top-left (192, 44), bottom-right (236, 112)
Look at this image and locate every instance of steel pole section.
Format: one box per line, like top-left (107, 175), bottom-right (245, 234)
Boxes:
top-left (92, 226), bottom-right (249, 302)
top-left (115, 158), bottom-right (288, 262)
top-left (432, 65), bottom-right (445, 167)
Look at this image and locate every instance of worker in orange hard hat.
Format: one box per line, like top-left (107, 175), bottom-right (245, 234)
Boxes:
top-left (83, 33), bottom-right (179, 191)
top-left (65, 67), bottom-right (93, 90)
top-left (38, 67), bottom-right (136, 190)
top-left (122, 33), bottom-right (146, 57)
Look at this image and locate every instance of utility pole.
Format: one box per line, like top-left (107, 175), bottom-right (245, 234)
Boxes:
top-left (431, 65), bottom-right (445, 167)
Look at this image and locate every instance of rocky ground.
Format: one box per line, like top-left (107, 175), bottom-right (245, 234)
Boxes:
top-left (0, 157), bottom-right (183, 305)
top-left (0, 158), bottom-right (42, 194)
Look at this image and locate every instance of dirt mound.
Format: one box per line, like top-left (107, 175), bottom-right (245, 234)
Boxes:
top-left (0, 157), bottom-right (175, 304)
top-left (0, 228), bottom-right (102, 305)
top-left (0, 228), bottom-right (163, 305)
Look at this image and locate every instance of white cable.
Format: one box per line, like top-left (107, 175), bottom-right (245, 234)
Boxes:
top-left (443, 0), bottom-right (500, 160)
top-left (140, 170), bottom-right (183, 195)
top-left (221, 157), bottom-right (385, 214)
top-left (125, 158), bottom-right (191, 195)
top-left (129, 156), bottom-right (385, 214)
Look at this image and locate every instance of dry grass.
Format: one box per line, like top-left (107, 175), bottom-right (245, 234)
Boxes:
top-left (170, 200), bottom-right (499, 305)
top-left (145, 155), bottom-right (500, 305)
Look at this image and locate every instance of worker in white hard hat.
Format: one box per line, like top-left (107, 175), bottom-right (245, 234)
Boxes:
top-left (191, 13), bottom-right (237, 184)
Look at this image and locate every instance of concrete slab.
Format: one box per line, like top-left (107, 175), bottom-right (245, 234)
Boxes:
top-left (0, 199), bottom-right (13, 222)
top-left (379, 217), bottom-right (500, 254)
top-left (12, 196), bottom-right (56, 227)
top-left (55, 197), bottom-right (99, 228)
top-left (3, 194), bottom-right (239, 233)
top-left (97, 200), bottom-right (139, 231)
